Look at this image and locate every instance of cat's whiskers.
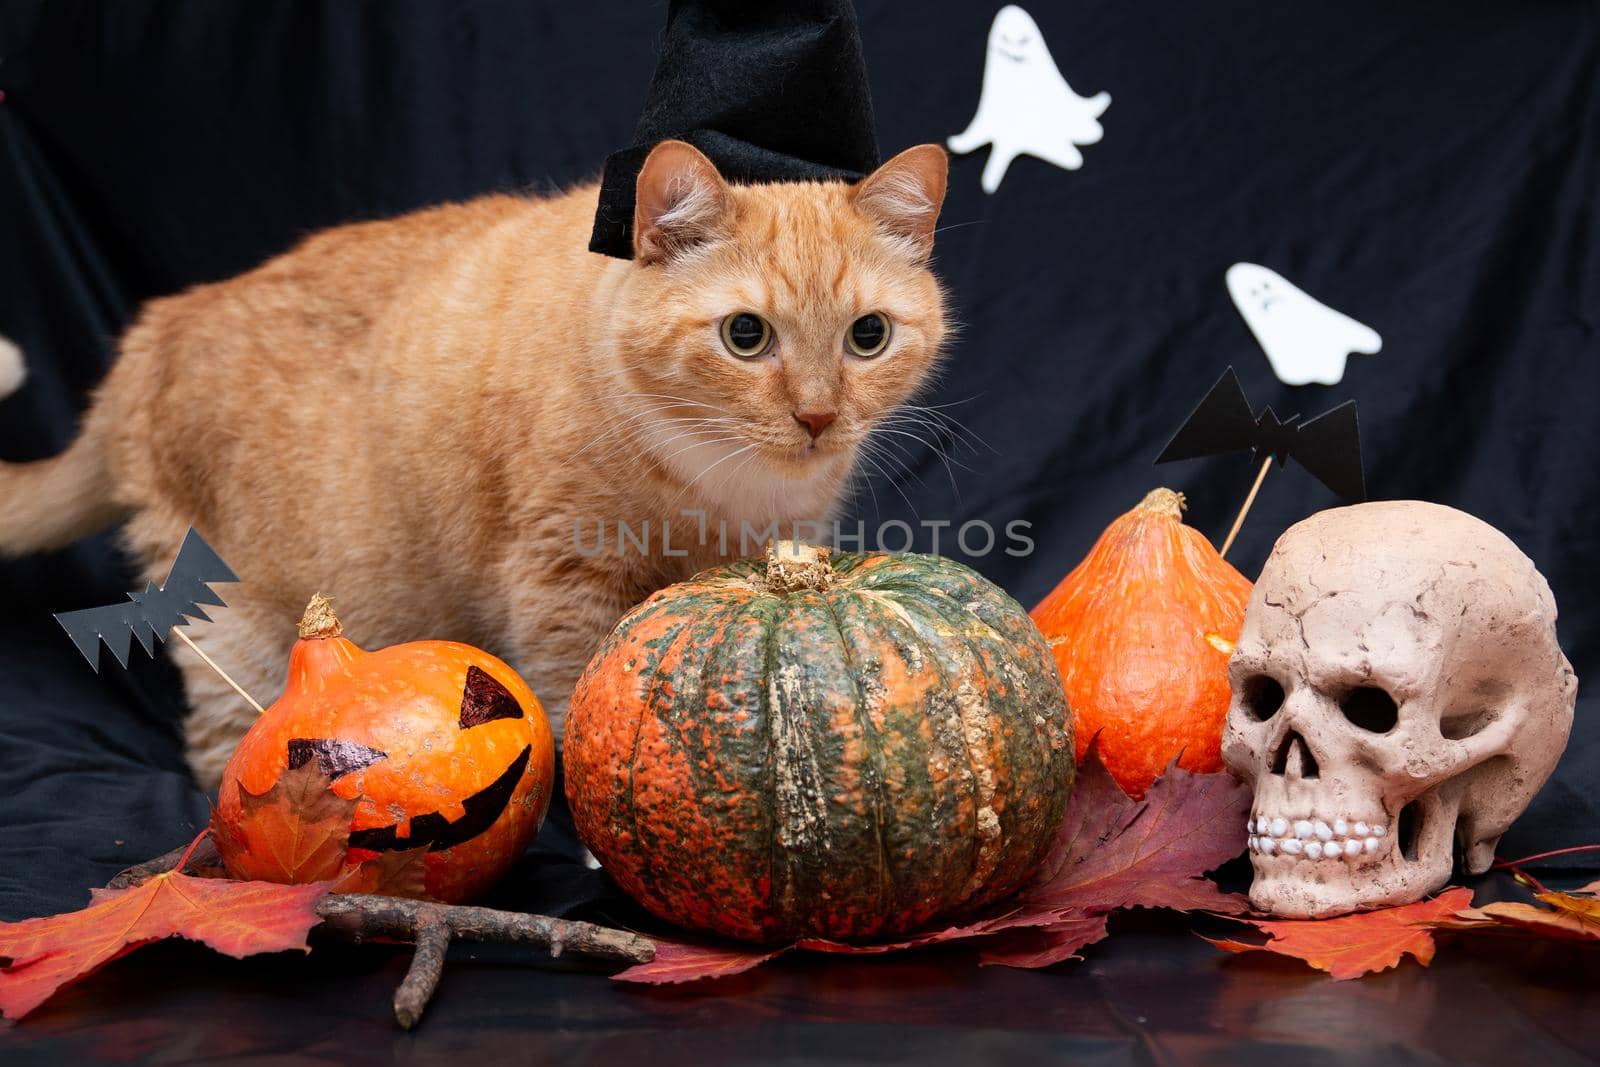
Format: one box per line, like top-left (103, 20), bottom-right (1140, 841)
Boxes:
top-left (570, 399), bottom-right (697, 459)
top-left (890, 399), bottom-right (995, 455)
top-left (841, 458), bottom-right (880, 519)
top-left (593, 392), bottom-right (749, 455)
top-left (614, 391), bottom-right (735, 416)
top-left (861, 432), bottom-right (931, 491)
top-left (597, 391), bottom-right (735, 433)
top-left (850, 440), bottom-right (921, 519)
top-left (870, 423), bottom-right (968, 495)
top-left (579, 405), bottom-right (743, 465)
top-left (673, 442), bottom-right (761, 505)
top-left (588, 428), bottom-right (741, 472)
top-left (851, 412), bottom-right (972, 508)
top-left (879, 403), bottom-right (987, 449)
top-left (654, 431), bottom-right (755, 468)
top-left (706, 446), bottom-right (769, 525)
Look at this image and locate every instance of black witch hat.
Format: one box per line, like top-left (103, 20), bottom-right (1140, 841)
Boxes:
top-left (589, 0), bottom-right (882, 259)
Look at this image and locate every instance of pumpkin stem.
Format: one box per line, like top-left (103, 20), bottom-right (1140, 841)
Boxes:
top-left (763, 540), bottom-right (836, 594)
top-left (1136, 487), bottom-right (1187, 521)
top-left (297, 592), bottom-right (345, 639)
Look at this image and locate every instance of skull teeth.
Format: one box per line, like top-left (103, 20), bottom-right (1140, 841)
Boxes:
top-left (1247, 813), bottom-right (1388, 862)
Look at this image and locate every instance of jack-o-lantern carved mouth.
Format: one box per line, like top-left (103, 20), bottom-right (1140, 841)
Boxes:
top-left (286, 665), bottom-right (533, 853)
top-left (347, 746), bottom-right (532, 853)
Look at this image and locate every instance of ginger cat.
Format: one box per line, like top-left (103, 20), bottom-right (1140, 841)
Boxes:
top-left (0, 141), bottom-right (950, 786)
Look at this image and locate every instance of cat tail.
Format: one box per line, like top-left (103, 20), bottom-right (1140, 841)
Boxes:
top-left (0, 336), bottom-right (128, 555)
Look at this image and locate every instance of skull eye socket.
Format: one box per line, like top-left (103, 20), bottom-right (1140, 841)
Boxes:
top-left (1339, 686), bottom-right (1398, 733)
top-left (1441, 709), bottom-right (1498, 740)
top-left (1239, 675), bottom-right (1285, 721)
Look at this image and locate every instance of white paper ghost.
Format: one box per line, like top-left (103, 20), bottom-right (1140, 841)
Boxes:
top-left (947, 5), bottom-right (1110, 193)
top-left (1225, 264), bottom-right (1383, 386)
top-left (0, 336), bottom-right (24, 398)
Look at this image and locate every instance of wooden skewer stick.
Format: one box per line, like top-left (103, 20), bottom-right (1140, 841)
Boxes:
top-left (1218, 455), bottom-right (1275, 559)
top-left (170, 626), bottom-right (265, 713)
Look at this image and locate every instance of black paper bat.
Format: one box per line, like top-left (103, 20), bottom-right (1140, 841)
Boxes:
top-left (1155, 367), bottom-right (1366, 501)
top-left (55, 528), bottom-right (239, 670)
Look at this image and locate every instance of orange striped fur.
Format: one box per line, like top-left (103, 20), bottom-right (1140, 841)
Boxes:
top-left (0, 142), bottom-right (950, 784)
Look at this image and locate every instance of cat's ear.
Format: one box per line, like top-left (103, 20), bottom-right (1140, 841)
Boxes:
top-left (633, 140), bottom-right (730, 265)
top-left (852, 145), bottom-right (948, 261)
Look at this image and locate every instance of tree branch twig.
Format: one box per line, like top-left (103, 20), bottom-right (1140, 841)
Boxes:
top-left (108, 840), bottom-right (654, 1029)
top-left (314, 893), bottom-right (651, 962)
top-left (393, 912), bottom-right (451, 1029)
top-left (108, 840), bottom-right (207, 889)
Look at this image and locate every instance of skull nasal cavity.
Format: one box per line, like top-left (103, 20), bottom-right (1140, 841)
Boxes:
top-left (1340, 687), bottom-right (1398, 733)
top-left (1269, 731), bottom-right (1320, 780)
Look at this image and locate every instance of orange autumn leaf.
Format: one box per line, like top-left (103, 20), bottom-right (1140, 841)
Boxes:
top-left (0, 834), bottom-right (330, 1020)
top-left (1443, 887), bottom-right (1600, 941)
top-left (1537, 888), bottom-right (1600, 927)
top-left (211, 760), bottom-right (435, 899)
top-left (329, 848), bottom-right (431, 900)
top-left (1209, 887), bottom-right (1475, 980)
top-left (211, 761), bottom-right (358, 884)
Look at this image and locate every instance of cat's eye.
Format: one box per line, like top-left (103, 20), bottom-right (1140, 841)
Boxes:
top-left (846, 313), bottom-right (891, 358)
top-left (720, 313), bottom-right (772, 358)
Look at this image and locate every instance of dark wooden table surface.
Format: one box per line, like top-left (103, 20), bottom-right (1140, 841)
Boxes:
top-left (4, 906), bottom-right (1596, 1066)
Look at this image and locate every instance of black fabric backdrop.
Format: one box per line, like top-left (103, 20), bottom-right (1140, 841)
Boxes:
top-left (1, 2), bottom-right (1598, 1056)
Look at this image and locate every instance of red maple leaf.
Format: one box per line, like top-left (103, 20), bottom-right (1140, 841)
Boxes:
top-left (976, 915), bottom-right (1113, 967)
top-left (616, 747), bottom-right (1251, 984)
top-left (1208, 887), bottom-right (1475, 980)
top-left (1005, 748), bottom-right (1251, 919)
top-left (212, 762), bottom-right (360, 884)
top-left (0, 834), bottom-right (332, 1020)
top-left (613, 939), bottom-right (788, 984)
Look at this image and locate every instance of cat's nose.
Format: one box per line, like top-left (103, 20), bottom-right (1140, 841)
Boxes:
top-left (793, 410), bottom-right (837, 440)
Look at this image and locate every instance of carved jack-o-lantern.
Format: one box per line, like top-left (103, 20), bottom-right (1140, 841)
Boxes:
top-left (213, 595), bottom-right (555, 903)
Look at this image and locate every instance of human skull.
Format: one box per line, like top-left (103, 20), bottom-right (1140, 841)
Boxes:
top-left (1222, 501), bottom-right (1576, 917)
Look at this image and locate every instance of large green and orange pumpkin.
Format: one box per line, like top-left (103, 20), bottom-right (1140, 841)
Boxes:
top-left (213, 595), bottom-right (555, 903)
top-left (564, 542), bottom-right (1074, 944)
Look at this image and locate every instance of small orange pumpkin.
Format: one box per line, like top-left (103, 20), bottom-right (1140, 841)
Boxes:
top-left (213, 595), bottom-right (555, 903)
top-left (1031, 488), bottom-right (1252, 797)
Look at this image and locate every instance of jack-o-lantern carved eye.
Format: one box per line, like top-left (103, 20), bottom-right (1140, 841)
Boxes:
top-left (459, 665), bottom-right (524, 729)
top-left (286, 737), bottom-right (388, 779)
